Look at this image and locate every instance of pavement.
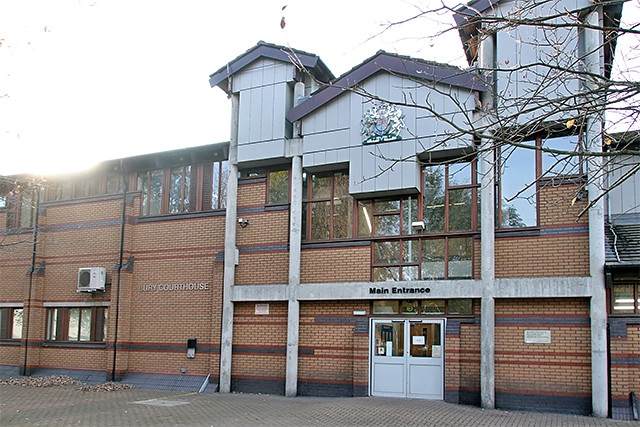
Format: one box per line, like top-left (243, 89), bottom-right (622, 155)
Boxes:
top-left (0, 384), bottom-right (637, 426)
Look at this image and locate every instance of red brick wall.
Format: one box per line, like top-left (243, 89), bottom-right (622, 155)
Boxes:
top-left (494, 298), bottom-right (591, 400)
top-left (610, 322), bottom-right (640, 404)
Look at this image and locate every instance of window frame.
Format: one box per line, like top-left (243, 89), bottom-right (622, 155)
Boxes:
top-left (0, 307), bottom-right (24, 340)
top-left (302, 170), bottom-right (353, 241)
top-left (45, 306), bottom-right (108, 342)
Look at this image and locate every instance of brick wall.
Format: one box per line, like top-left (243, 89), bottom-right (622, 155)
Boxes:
top-left (609, 319), bottom-right (640, 409)
top-left (494, 298), bottom-right (592, 414)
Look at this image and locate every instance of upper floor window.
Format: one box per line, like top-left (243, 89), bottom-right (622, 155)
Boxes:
top-left (497, 142), bottom-right (537, 228)
top-left (0, 307), bottom-right (23, 340)
top-left (358, 197), bottom-right (419, 237)
top-left (302, 171), bottom-right (353, 240)
top-left (137, 160), bottom-right (228, 217)
top-left (540, 135), bottom-right (582, 177)
top-left (424, 160), bottom-right (478, 232)
top-left (5, 190), bottom-right (36, 229)
top-left (268, 169), bottom-right (290, 205)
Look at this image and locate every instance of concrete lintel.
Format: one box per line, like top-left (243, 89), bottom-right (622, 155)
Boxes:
top-left (493, 277), bottom-right (593, 298)
top-left (232, 284), bottom-right (288, 302)
top-left (298, 280), bottom-right (484, 300)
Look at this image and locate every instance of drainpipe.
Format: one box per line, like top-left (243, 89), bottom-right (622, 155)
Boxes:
top-left (22, 187), bottom-right (40, 376)
top-left (111, 160), bottom-right (128, 382)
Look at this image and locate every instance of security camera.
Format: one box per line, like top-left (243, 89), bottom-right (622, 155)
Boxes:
top-left (411, 220), bottom-right (425, 230)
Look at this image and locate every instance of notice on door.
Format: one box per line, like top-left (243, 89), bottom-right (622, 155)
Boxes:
top-left (524, 330), bottom-right (551, 344)
top-left (412, 336), bottom-right (425, 346)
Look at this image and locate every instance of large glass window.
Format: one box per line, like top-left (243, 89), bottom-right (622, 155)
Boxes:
top-left (423, 160), bottom-right (477, 233)
top-left (497, 143), bottom-right (537, 228)
top-left (302, 171), bottom-right (353, 240)
top-left (46, 307), bottom-right (108, 342)
top-left (138, 169), bottom-right (163, 216)
top-left (540, 135), bottom-right (582, 177)
top-left (0, 308), bottom-right (23, 340)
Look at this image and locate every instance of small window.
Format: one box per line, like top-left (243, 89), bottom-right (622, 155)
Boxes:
top-left (0, 308), bottom-right (23, 340)
top-left (302, 171), bottom-right (353, 240)
top-left (610, 282), bottom-right (639, 315)
top-left (541, 135), bottom-right (582, 177)
top-left (497, 143), bottom-right (537, 228)
top-left (267, 169), bottom-right (290, 204)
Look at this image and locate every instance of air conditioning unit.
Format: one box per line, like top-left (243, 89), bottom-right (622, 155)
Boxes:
top-left (77, 267), bottom-right (106, 292)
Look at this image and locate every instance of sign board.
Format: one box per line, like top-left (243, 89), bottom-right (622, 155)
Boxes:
top-left (524, 330), bottom-right (551, 344)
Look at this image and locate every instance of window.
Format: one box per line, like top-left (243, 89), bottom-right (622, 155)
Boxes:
top-left (609, 270), bottom-right (640, 316)
top-left (358, 197), bottom-right (419, 237)
top-left (210, 160), bottom-right (229, 210)
top-left (169, 165), bottom-right (191, 214)
top-left (497, 142), bottom-right (537, 228)
top-left (138, 169), bottom-right (163, 216)
top-left (302, 171), bottom-right (353, 240)
top-left (5, 190), bottom-right (36, 229)
top-left (540, 134), bottom-right (582, 177)
top-left (424, 161), bottom-right (478, 232)
top-left (0, 307), bottom-right (23, 340)
top-left (372, 299), bottom-right (473, 315)
top-left (268, 169), bottom-right (290, 204)
top-left (46, 307), bottom-right (108, 342)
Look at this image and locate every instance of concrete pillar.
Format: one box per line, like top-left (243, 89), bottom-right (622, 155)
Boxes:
top-left (583, 6), bottom-right (608, 418)
top-left (479, 31), bottom-right (496, 410)
top-left (219, 93), bottom-right (239, 393)
top-left (285, 152), bottom-right (303, 397)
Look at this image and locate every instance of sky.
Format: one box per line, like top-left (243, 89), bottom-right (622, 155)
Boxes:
top-left (1, 0), bottom-right (638, 176)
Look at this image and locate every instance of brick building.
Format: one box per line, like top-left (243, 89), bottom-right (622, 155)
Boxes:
top-left (1, 0), bottom-right (639, 419)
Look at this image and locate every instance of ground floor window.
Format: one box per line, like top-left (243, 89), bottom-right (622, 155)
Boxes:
top-left (610, 281), bottom-right (640, 315)
top-left (46, 307), bottom-right (108, 342)
top-left (0, 307), bottom-right (23, 340)
top-left (372, 299), bottom-right (473, 315)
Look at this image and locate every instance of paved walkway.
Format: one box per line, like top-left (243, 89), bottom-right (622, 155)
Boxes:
top-left (0, 385), bottom-right (636, 426)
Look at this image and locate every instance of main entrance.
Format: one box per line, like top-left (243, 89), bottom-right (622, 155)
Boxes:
top-left (370, 319), bottom-right (444, 399)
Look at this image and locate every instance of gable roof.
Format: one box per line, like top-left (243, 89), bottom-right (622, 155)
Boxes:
top-left (452, 0), bottom-right (623, 78)
top-left (209, 41), bottom-right (334, 93)
top-left (287, 50), bottom-right (488, 123)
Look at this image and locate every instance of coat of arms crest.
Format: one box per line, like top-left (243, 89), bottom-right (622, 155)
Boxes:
top-left (361, 102), bottom-right (405, 144)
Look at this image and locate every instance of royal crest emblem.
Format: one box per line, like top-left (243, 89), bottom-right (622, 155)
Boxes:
top-left (361, 102), bottom-right (405, 144)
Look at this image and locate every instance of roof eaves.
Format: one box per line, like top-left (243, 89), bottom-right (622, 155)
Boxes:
top-left (287, 51), bottom-right (488, 123)
top-left (208, 41), bottom-right (333, 93)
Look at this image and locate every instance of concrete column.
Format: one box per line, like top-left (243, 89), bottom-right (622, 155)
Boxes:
top-left (583, 6), bottom-right (608, 418)
top-left (219, 93), bottom-right (239, 393)
top-left (285, 152), bottom-right (303, 397)
top-left (479, 31), bottom-right (496, 410)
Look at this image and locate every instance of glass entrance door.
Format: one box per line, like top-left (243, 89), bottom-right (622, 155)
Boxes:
top-left (370, 319), bottom-right (444, 399)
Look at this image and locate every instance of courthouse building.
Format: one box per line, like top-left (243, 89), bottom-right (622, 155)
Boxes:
top-left (1, 0), bottom-right (638, 419)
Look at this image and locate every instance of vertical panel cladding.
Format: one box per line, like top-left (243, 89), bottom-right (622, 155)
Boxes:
top-left (230, 302), bottom-right (287, 394)
top-left (495, 234), bottom-right (589, 278)
top-left (297, 301), bottom-right (369, 397)
top-left (609, 320), bottom-right (640, 409)
top-left (608, 154), bottom-right (640, 216)
top-left (494, 298), bottom-right (592, 414)
top-left (538, 182), bottom-right (588, 227)
top-left (493, 1), bottom-right (584, 127)
top-left (300, 246), bottom-right (371, 284)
